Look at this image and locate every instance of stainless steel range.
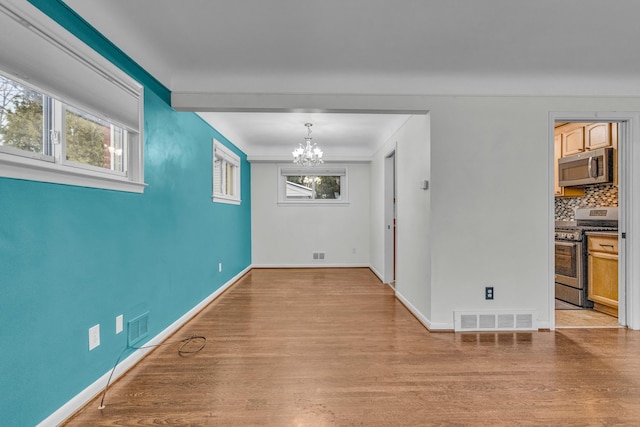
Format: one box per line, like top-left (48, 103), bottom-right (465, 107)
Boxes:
top-left (555, 207), bottom-right (618, 308)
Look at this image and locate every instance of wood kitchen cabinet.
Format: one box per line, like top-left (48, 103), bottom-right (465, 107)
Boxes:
top-left (587, 232), bottom-right (618, 317)
top-left (585, 122), bottom-right (612, 150)
top-left (559, 122), bottom-right (614, 155)
top-left (561, 124), bottom-right (586, 156)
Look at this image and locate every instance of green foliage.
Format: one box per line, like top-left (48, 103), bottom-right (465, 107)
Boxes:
top-left (1, 96), bottom-right (44, 153)
top-left (315, 176), bottom-right (340, 199)
top-left (1, 75), bottom-right (108, 167)
top-left (65, 111), bottom-right (107, 168)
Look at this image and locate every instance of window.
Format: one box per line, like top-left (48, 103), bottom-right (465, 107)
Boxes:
top-left (278, 166), bottom-right (348, 205)
top-left (213, 139), bottom-right (241, 204)
top-left (0, 1), bottom-right (144, 192)
top-left (0, 74), bottom-right (128, 173)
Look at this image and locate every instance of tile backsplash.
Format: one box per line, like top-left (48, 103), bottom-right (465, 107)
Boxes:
top-left (555, 184), bottom-right (618, 221)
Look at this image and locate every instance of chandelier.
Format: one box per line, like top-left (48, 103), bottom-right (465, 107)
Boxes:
top-left (292, 123), bottom-right (324, 167)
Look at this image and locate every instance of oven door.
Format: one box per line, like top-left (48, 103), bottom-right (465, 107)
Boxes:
top-left (555, 240), bottom-right (584, 306)
top-left (555, 240), bottom-right (581, 288)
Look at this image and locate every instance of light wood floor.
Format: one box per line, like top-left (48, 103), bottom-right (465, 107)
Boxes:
top-left (556, 307), bottom-right (622, 328)
top-left (65, 268), bottom-right (640, 426)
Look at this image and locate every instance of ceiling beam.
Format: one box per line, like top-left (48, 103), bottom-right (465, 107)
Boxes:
top-left (171, 92), bottom-right (430, 115)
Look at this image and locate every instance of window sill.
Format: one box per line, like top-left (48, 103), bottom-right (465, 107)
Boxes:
top-left (0, 151), bottom-right (147, 193)
top-left (277, 200), bottom-right (350, 207)
top-left (212, 194), bottom-right (241, 205)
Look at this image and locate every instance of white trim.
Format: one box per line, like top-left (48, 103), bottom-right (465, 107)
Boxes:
top-left (251, 263), bottom-right (369, 268)
top-left (395, 290), bottom-right (451, 331)
top-left (383, 146), bottom-right (397, 285)
top-left (549, 111), bottom-right (640, 330)
top-left (212, 139), bottom-right (241, 204)
top-left (277, 163), bottom-right (348, 205)
top-left (36, 265), bottom-right (251, 427)
top-left (369, 264), bottom-right (384, 282)
top-left (277, 201), bottom-right (350, 207)
top-left (0, 151), bottom-right (147, 193)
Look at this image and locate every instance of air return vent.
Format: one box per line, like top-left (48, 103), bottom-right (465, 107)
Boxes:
top-left (128, 312), bottom-right (149, 346)
top-left (455, 310), bottom-right (536, 332)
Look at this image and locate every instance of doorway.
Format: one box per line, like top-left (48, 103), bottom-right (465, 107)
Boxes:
top-left (552, 116), bottom-right (631, 328)
top-left (384, 148), bottom-right (396, 287)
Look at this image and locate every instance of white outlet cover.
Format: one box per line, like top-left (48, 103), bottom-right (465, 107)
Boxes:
top-left (88, 324), bottom-right (100, 351)
top-left (116, 315), bottom-right (123, 334)
top-left (218, 262), bottom-right (222, 272)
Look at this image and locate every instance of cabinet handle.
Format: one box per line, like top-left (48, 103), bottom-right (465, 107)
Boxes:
top-left (600, 244), bottom-right (615, 249)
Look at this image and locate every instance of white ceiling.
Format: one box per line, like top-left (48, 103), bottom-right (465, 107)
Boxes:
top-left (63, 0), bottom-right (640, 158)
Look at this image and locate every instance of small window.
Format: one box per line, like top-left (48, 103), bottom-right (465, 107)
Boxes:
top-left (278, 166), bottom-right (348, 205)
top-left (212, 139), bottom-right (241, 205)
top-left (0, 73), bottom-right (140, 191)
top-left (0, 2), bottom-right (144, 192)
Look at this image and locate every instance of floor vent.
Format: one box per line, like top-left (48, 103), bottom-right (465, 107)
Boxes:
top-left (128, 312), bottom-right (149, 346)
top-left (455, 310), bottom-right (536, 332)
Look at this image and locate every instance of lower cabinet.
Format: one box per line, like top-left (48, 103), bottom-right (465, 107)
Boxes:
top-left (587, 233), bottom-right (618, 317)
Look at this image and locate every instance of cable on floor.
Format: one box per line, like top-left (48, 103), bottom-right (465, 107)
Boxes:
top-left (98, 334), bottom-right (206, 409)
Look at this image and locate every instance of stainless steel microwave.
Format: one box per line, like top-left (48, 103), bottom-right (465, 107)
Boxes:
top-left (558, 147), bottom-right (613, 187)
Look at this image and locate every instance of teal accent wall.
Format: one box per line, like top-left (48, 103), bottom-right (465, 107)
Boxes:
top-left (0, 3), bottom-right (251, 426)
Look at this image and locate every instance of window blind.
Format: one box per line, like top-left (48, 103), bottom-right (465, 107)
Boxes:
top-left (0, 0), bottom-right (142, 132)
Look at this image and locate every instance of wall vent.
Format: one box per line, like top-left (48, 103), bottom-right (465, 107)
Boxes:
top-left (454, 310), bottom-right (536, 332)
top-left (312, 252), bottom-right (325, 261)
top-left (128, 311), bottom-right (149, 346)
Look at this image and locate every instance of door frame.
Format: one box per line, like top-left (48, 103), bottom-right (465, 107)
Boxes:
top-left (383, 146), bottom-right (397, 285)
top-left (549, 111), bottom-right (640, 330)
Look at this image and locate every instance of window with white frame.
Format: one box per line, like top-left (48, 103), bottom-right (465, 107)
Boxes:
top-left (0, 1), bottom-right (144, 193)
top-left (278, 166), bottom-right (348, 205)
top-left (0, 73), bottom-right (128, 174)
top-left (212, 139), bottom-right (241, 204)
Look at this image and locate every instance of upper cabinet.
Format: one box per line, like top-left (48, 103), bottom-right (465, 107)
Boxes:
top-left (560, 122), bottom-right (615, 155)
top-left (562, 125), bottom-right (585, 156)
top-left (585, 123), bottom-right (612, 150)
top-left (554, 122), bottom-right (618, 197)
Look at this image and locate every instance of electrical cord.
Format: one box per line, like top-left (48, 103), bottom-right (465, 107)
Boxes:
top-left (98, 334), bottom-right (206, 409)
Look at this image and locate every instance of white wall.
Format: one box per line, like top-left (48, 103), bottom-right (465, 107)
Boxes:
top-left (426, 95), bottom-right (640, 330)
top-left (250, 95), bottom-right (640, 332)
top-left (367, 96), bottom-right (640, 331)
top-left (252, 162), bottom-right (370, 266)
top-left (370, 115), bottom-right (432, 322)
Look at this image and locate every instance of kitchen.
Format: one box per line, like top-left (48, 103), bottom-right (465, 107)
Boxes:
top-left (554, 121), bottom-right (622, 328)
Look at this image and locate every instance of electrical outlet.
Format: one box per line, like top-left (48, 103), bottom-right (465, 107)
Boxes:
top-left (218, 262), bottom-right (222, 272)
top-left (88, 324), bottom-right (100, 351)
top-left (485, 286), bottom-right (494, 300)
top-left (116, 315), bottom-right (123, 334)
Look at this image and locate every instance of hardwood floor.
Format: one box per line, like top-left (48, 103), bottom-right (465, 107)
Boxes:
top-left (556, 307), bottom-right (622, 328)
top-left (65, 268), bottom-right (640, 426)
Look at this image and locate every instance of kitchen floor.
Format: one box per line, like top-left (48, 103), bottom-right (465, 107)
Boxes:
top-left (555, 300), bottom-right (621, 328)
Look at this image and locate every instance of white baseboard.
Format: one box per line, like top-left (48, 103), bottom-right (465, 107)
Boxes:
top-left (394, 290), bottom-right (454, 331)
top-left (251, 263), bottom-right (369, 268)
top-left (37, 265), bottom-right (251, 427)
top-left (368, 264), bottom-right (384, 282)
